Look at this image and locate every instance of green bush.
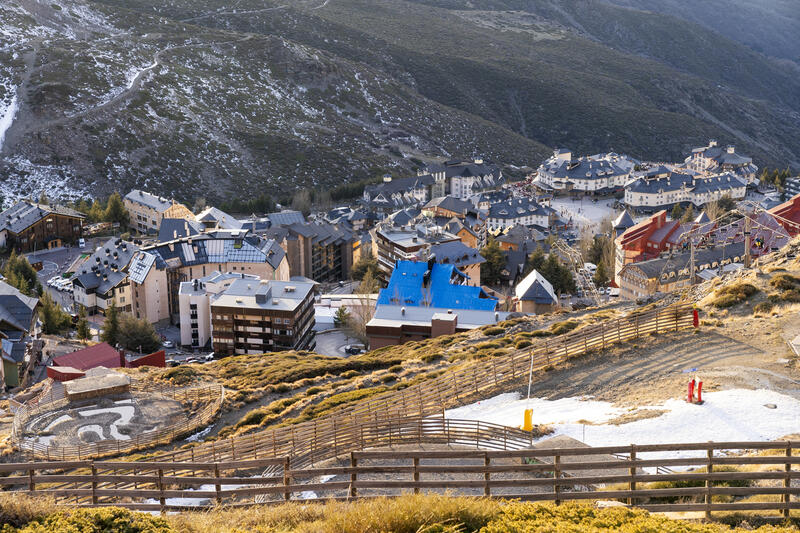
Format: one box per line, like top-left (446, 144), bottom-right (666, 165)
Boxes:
top-left (305, 386), bottom-right (323, 396)
top-left (769, 273), bottom-right (800, 291)
top-left (340, 370), bottom-right (360, 379)
top-left (6, 507), bottom-right (172, 533)
top-left (515, 339), bottom-right (532, 349)
top-left (550, 320), bottom-right (580, 335)
top-left (162, 366), bottom-right (198, 385)
top-left (388, 364), bottom-right (404, 373)
top-left (482, 326), bottom-right (505, 336)
top-left (753, 301), bottom-right (774, 314)
top-left (530, 330), bottom-right (554, 337)
top-left (711, 283), bottom-right (759, 308)
top-left (380, 373), bottom-right (398, 383)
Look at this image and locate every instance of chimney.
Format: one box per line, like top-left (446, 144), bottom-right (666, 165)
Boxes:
top-left (383, 174), bottom-right (392, 183)
top-left (727, 145), bottom-right (735, 154)
top-left (401, 306), bottom-right (405, 316)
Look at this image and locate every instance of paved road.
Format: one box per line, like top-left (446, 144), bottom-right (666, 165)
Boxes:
top-left (27, 238), bottom-right (106, 312)
top-left (314, 329), bottom-right (362, 357)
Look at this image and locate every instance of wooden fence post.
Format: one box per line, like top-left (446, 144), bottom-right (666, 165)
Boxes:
top-left (283, 457), bottom-right (291, 501)
top-left (91, 461), bottom-right (98, 505)
top-left (349, 452), bottom-right (357, 499)
top-left (628, 445), bottom-right (636, 506)
top-left (484, 454), bottom-right (491, 497)
top-left (214, 463), bottom-right (222, 505)
top-left (705, 445), bottom-right (713, 519)
top-left (784, 442), bottom-right (792, 519)
top-left (413, 456), bottom-right (420, 495)
top-left (553, 455), bottom-right (561, 505)
top-left (157, 468), bottom-right (165, 514)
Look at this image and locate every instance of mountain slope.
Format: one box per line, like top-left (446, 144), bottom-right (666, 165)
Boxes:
top-left (0, 0), bottom-right (798, 203)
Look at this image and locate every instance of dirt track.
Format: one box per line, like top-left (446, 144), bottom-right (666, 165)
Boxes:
top-left (519, 329), bottom-right (800, 407)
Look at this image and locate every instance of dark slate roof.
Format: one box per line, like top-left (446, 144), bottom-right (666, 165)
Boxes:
top-left (196, 207), bottom-right (242, 229)
top-left (626, 242), bottom-right (746, 280)
top-left (158, 218), bottom-right (204, 242)
top-left (124, 190), bottom-right (172, 212)
top-left (695, 211), bottom-right (711, 224)
top-left (137, 231), bottom-right (286, 272)
top-left (0, 201), bottom-right (84, 235)
top-left (265, 210), bottom-right (306, 227)
top-left (693, 143), bottom-right (753, 166)
top-left (425, 196), bottom-right (474, 215)
top-left (363, 175), bottom-right (435, 199)
top-left (72, 238), bottom-right (140, 295)
top-left (613, 210), bottom-right (635, 230)
top-left (488, 198), bottom-right (550, 219)
top-left (540, 157), bottom-right (629, 181)
top-left (387, 208), bottom-right (420, 227)
top-left (287, 222), bottom-right (354, 247)
top-left (429, 241), bottom-right (485, 267)
top-left (496, 224), bottom-right (546, 245)
top-left (501, 250), bottom-right (527, 282)
top-left (2, 338), bottom-right (27, 364)
top-left (0, 281), bottom-right (38, 334)
top-left (626, 171), bottom-right (745, 195)
top-left (515, 269), bottom-right (557, 304)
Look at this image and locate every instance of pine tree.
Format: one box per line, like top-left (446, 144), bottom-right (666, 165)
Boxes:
top-left (479, 238), bottom-right (505, 286)
top-left (104, 192), bottom-right (128, 225)
top-left (76, 307), bottom-right (90, 341)
top-left (352, 251), bottom-right (379, 281)
top-left (681, 204), bottom-right (695, 223)
top-left (39, 292), bottom-right (71, 334)
top-left (334, 306), bottom-right (351, 327)
top-left (358, 268), bottom-right (380, 294)
top-left (593, 261), bottom-right (609, 286)
top-left (671, 203), bottom-right (683, 221)
top-left (101, 301), bottom-right (120, 346)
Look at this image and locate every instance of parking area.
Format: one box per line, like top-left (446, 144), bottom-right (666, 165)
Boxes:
top-left (314, 329), bottom-right (364, 358)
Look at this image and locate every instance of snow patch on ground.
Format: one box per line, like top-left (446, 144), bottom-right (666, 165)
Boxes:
top-left (0, 84), bottom-right (18, 152)
top-left (446, 389), bottom-right (800, 460)
top-left (78, 424), bottom-right (105, 441)
top-left (79, 405), bottom-right (135, 441)
top-left (43, 414), bottom-right (74, 432)
top-left (0, 156), bottom-right (90, 203)
top-left (550, 197), bottom-right (619, 229)
top-left (184, 425), bottom-right (213, 442)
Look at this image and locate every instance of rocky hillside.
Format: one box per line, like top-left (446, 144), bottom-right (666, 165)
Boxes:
top-left (1, 0), bottom-right (798, 203)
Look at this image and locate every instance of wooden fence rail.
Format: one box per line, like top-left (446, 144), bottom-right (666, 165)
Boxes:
top-left (4, 438), bottom-right (796, 517)
top-left (138, 303), bottom-right (694, 470)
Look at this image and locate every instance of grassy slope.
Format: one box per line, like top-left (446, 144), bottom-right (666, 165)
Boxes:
top-left (1, 494), bottom-right (797, 532)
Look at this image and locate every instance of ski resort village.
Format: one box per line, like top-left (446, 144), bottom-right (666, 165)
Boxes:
top-left (0, 141), bottom-right (800, 531)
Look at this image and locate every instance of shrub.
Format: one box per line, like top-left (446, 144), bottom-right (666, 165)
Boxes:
top-left (274, 383), bottom-right (291, 393)
top-left (769, 273), bottom-right (800, 291)
top-left (340, 370), bottom-right (360, 379)
top-left (515, 339), bottom-right (532, 349)
top-left (753, 301), bottom-right (774, 315)
top-left (711, 283), bottom-right (759, 308)
top-left (236, 410), bottom-right (268, 428)
top-left (9, 507), bottom-right (173, 532)
top-left (388, 364), bottom-right (404, 373)
top-left (380, 373), bottom-right (398, 383)
top-left (162, 366), bottom-right (198, 385)
top-left (550, 320), bottom-right (580, 335)
top-left (305, 386), bottom-right (323, 396)
top-left (476, 341), bottom-right (501, 350)
top-left (482, 326), bottom-right (504, 336)
top-left (530, 329), bottom-right (554, 337)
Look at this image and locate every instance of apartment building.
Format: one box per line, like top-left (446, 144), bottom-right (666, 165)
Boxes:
top-left (534, 149), bottom-right (636, 194)
top-left (683, 140), bottom-right (758, 184)
top-left (128, 230), bottom-right (289, 325)
top-left (123, 190), bottom-right (195, 234)
top-left (486, 197), bottom-right (553, 231)
top-left (72, 238), bottom-right (140, 315)
top-left (211, 279), bottom-right (316, 356)
top-left (177, 272), bottom-right (258, 349)
top-left (0, 201), bottom-right (85, 253)
top-left (373, 225), bottom-right (460, 284)
top-left (624, 169), bottom-right (746, 212)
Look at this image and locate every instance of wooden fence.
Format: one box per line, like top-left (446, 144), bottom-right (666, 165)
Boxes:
top-left (10, 382), bottom-right (225, 461)
top-left (140, 303), bottom-right (695, 469)
top-left (4, 437), bottom-right (797, 516)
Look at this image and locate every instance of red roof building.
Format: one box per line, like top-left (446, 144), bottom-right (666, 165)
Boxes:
top-left (51, 342), bottom-right (124, 371)
top-left (769, 194), bottom-right (800, 237)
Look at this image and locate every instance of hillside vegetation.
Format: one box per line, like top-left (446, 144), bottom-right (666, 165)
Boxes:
top-left (1, 0), bottom-right (799, 202)
top-left (1, 494), bottom-right (797, 532)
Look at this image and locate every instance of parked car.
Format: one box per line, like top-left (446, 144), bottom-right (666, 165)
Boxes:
top-left (184, 358), bottom-right (199, 364)
top-left (166, 359), bottom-right (179, 367)
top-left (78, 238), bottom-right (86, 248)
top-left (162, 340), bottom-right (174, 348)
top-left (202, 354), bottom-right (215, 362)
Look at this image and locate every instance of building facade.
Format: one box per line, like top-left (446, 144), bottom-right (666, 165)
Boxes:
top-left (123, 190), bottom-right (195, 234)
top-left (0, 202), bottom-right (84, 253)
top-left (211, 279), bottom-right (316, 356)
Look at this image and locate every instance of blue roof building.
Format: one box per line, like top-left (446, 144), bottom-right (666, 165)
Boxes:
top-left (377, 260), bottom-right (497, 311)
